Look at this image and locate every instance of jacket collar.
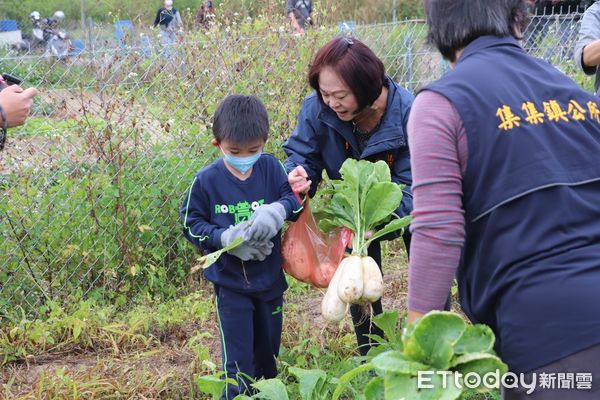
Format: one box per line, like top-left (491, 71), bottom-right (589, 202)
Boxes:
top-left (456, 35), bottom-right (523, 66)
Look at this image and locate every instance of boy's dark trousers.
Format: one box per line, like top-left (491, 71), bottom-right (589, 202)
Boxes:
top-left (215, 285), bottom-right (283, 400)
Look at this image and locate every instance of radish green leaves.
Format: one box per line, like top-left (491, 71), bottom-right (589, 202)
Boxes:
top-left (319, 159), bottom-right (411, 255)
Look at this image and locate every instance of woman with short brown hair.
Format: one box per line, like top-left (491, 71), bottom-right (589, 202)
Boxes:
top-left (283, 36), bottom-right (414, 357)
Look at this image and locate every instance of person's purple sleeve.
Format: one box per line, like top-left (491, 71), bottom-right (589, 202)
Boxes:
top-left (406, 90), bottom-right (468, 313)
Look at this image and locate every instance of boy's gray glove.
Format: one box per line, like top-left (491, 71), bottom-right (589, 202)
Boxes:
top-left (221, 222), bottom-right (273, 261)
top-left (246, 202), bottom-right (286, 242)
top-left (248, 240), bottom-right (274, 261)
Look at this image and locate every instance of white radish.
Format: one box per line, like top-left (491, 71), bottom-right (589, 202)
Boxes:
top-left (360, 256), bottom-right (384, 303)
top-left (337, 255), bottom-right (364, 303)
top-left (321, 259), bottom-right (348, 323)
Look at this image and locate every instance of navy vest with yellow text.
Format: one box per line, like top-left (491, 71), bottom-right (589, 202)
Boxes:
top-left (425, 36), bottom-right (600, 373)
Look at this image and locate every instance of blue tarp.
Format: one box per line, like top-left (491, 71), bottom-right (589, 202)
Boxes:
top-left (115, 20), bottom-right (134, 45)
top-left (0, 20), bottom-right (18, 32)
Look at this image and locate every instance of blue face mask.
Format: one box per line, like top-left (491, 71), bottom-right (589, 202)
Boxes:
top-left (222, 150), bottom-right (262, 174)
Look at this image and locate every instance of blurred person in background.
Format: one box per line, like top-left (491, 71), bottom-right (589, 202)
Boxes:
top-left (154, 0), bottom-right (183, 51)
top-left (287, 0), bottom-right (313, 35)
top-left (196, 0), bottom-right (216, 30)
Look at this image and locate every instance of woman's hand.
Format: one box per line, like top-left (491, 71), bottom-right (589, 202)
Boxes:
top-left (406, 309), bottom-right (425, 326)
top-left (288, 165), bottom-right (312, 194)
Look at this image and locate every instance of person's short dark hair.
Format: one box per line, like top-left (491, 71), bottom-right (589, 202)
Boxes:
top-left (425, 0), bottom-right (529, 62)
top-left (212, 95), bottom-right (269, 145)
top-left (308, 37), bottom-right (386, 112)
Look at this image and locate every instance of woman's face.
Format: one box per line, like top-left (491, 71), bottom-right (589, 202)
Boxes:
top-left (318, 67), bottom-right (359, 121)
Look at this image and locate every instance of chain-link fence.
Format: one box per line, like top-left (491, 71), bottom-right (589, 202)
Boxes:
top-left (0, 11), bottom-right (591, 318)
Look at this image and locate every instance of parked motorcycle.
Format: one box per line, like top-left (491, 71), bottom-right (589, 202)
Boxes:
top-left (18, 11), bottom-right (83, 60)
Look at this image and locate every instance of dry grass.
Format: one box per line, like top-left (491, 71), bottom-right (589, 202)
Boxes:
top-left (0, 243), bottom-right (419, 399)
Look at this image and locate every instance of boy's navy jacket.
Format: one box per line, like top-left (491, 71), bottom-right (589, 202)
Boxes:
top-left (283, 76), bottom-right (414, 218)
top-left (181, 154), bottom-right (303, 295)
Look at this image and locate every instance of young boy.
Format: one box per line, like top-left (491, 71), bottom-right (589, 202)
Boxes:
top-left (180, 95), bottom-right (303, 399)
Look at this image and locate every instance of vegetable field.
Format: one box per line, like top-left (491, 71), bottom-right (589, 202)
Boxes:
top-left (0, 11), bottom-right (591, 399)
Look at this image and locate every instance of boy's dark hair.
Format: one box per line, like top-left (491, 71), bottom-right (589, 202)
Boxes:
top-left (308, 36), bottom-right (386, 113)
top-left (212, 95), bottom-right (269, 144)
top-left (425, 0), bottom-right (529, 62)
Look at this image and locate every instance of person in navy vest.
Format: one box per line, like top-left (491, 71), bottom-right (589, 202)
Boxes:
top-left (406, 0), bottom-right (600, 398)
top-left (283, 37), bottom-right (414, 358)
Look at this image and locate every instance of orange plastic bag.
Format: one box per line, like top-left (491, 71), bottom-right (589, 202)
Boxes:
top-left (282, 199), bottom-right (352, 288)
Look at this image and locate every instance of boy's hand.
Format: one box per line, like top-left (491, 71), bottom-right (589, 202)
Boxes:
top-left (221, 222), bottom-right (249, 248)
top-left (221, 222), bottom-right (274, 261)
top-left (248, 240), bottom-right (274, 261)
top-left (229, 242), bottom-right (271, 261)
top-left (247, 203), bottom-right (286, 242)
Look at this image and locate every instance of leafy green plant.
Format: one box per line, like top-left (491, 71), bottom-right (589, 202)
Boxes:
top-left (197, 367), bottom-right (342, 400)
top-left (189, 236), bottom-right (244, 273)
top-left (333, 311), bottom-right (507, 400)
top-left (196, 372), bottom-right (240, 399)
top-left (318, 159), bottom-right (411, 256)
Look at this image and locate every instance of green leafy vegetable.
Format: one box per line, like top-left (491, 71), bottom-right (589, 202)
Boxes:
top-left (364, 377), bottom-right (385, 400)
top-left (251, 379), bottom-right (290, 400)
top-left (339, 310), bottom-right (507, 399)
top-left (288, 367), bottom-right (328, 400)
top-left (197, 311), bottom-right (506, 400)
top-left (318, 159), bottom-right (410, 256)
top-left (331, 362), bottom-right (375, 400)
top-left (189, 237), bottom-right (244, 274)
top-left (371, 351), bottom-right (429, 374)
top-left (403, 311), bottom-right (466, 370)
top-left (195, 373), bottom-right (238, 399)
top-left (453, 324), bottom-right (495, 355)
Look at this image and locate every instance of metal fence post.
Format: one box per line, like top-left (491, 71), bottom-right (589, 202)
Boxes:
top-left (403, 32), bottom-right (414, 92)
top-left (87, 16), bottom-right (94, 54)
